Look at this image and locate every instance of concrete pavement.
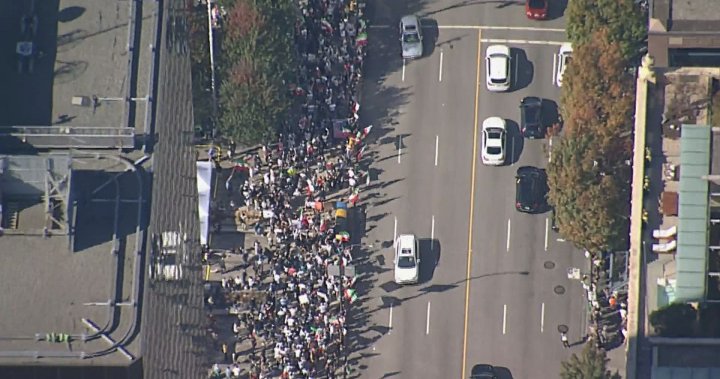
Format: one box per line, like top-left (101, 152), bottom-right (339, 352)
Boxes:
top-left (351, 0), bottom-right (596, 378)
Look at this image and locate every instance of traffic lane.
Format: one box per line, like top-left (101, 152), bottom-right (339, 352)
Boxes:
top-left (354, 24), bottom-right (418, 379)
top-left (412, 0), bottom-right (567, 30)
top-left (356, 29), bottom-right (478, 379)
top-left (418, 29), bottom-right (482, 379)
top-left (388, 30), bottom-right (479, 379)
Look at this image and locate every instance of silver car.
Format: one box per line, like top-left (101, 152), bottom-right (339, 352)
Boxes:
top-left (400, 15), bottom-right (423, 59)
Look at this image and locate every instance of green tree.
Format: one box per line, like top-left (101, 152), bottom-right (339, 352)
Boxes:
top-left (649, 303), bottom-right (697, 337)
top-left (566, 0), bottom-right (647, 60)
top-left (560, 343), bottom-right (620, 379)
top-left (215, 0), bottom-right (298, 145)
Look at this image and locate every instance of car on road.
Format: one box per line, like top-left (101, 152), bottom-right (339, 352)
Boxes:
top-left (515, 166), bottom-right (547, 213)
top-left (520, 96), bottom-right (544, 139)
top-left (481, 117), bottom-right (507, 166)
top-left (485, 44), bottom-right (511, 92)
top-left (525, 0), bottom-right (548, 20)
top-left (394, 234), bottom-right (420, 284)
top-left (470, 364), bottom-right (498, 379)
top-left (556, 43), bottom-right (573, 87)
top-left (400, 15), bottom-right (423, 59)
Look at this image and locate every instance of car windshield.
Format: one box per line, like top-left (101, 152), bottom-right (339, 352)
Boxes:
top-left (518, 176), bottom-right (537, 204)
top-left (487, 130), bottom-right (503, 139)
top-left (487, 146), bottom-right (502, 155)
top-left (398, 255), bottom-right (416, 268)
top-left (403, 32), bottom-right (420, 43)
top-left (529, 0), bottom-right (545, 8)
top-left (523, 105), bottom-right (540, 124)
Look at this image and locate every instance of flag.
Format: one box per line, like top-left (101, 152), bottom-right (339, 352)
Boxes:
top-left (306, 179), bottom-right (315, 194)
top-left (335, 231), bottom-right (350, 242)
top-left (344, 288), bottom-right (358, 304)
top-left (362, 125), bottom-right (373, 137)
top-left (321, 19), bottom-right (333, 33)
top-left (356, 32), bottom-right (368, 46)
top-left (348, 191), bottom-right (359, 206)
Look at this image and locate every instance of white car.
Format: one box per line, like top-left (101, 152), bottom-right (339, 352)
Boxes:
top-left (481, 117), bottom-right (506, 166)
top-left (400, 15), bottom-right (423, 59)
top-left (394, 234), bottom-right (420, 284)
top-left (556, 43), bottom-right (572, 87)
top-left (485, 45), bottom-right (511, 92)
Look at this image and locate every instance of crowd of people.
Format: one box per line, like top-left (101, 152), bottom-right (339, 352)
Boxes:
top-left (207, 0), bottom-right (370, 377)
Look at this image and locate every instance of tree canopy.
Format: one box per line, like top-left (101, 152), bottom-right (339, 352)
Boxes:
top-left (649, 303), bottom-right (697, 337)
top-left (566, 0), bottom-right (647, 60)
top-left (560, 343), bottom-right (621, 379)
top-left (548, 28), bottom-right (635, 253)
top-left (216, 0), bottom-right (298, 145)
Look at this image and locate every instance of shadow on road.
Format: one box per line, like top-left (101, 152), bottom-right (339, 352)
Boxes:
top-left (418, 238), bottom-right (440, 283)
top-left (511, 47), bottom-right (534, 92)
top-left (547, 0), bottom-right (568, 20)
top-left (506, 118), bottom-right (523, 165)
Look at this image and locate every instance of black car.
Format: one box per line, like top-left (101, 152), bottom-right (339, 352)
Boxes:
top-left (520, 96), bottom-right (543, 139)
top-left (515, 166), bottom-right (547, 213)
top-left (470, 364), bottom-right (497, 379)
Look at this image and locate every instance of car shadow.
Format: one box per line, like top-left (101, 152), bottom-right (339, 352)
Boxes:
top-left (495, 366), bottom-right (514, 379)
top-left (541, 98), bottom-right (560, 129)
top-left (506, 119), bottom-right (524, 165)
top-left (421, 18), bottom-right (439, 57)
top-left (418, 238), bottom-right (440, 283)
top-left (511, 47), bottom-right (533, 91)
top-left (547, 0), bottom-right (568, 20)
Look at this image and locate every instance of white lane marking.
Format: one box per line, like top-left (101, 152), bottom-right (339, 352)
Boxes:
top-left (506, 219), bottom-right (511, 252)
top-left (480, 38), bottom-right (566, 46)
top-left (540, 303), bottom-right (545, 333)
top-left (394, 216), bottom-right (398, 242)
top-left (438, 50), bottom-right (444, 82)
top-left (426, 302), bottom-right (431, 335)
top-left (502, 304), bottom-right (508, 335)
top-left (434, 135), bottom-right (439, 166)
top-left (431, 215), bottom-right (435, 249)
top-left (397, 135), bottom-right (402, 164)
top-left (372, 24), bottom-right (564, 33)
top-left (402, 60), bottom-right (406, 82)
top-left (389, 303), bottom-right (394, 332)
top-left (544, 218), bottom-right (549, 251)
top-left (548, 138), bottom-right (553, 162)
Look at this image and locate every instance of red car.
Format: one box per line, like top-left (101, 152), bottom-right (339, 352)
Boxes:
top-left (526, 0), bottom-right (548, 20)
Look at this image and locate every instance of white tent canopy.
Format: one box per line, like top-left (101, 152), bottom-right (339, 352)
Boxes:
top-left (196, 161), bottom-right (214, 246)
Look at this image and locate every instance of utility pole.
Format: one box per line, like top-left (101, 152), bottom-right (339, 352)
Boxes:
top-left (206, 0), bottom-right (218, 118)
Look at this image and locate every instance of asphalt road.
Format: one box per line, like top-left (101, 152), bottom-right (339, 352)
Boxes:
top-left (354, 1), bottom-right (589, 378)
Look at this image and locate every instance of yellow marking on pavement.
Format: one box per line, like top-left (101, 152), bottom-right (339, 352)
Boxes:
top-left (205, 264), bottom-right (211, 281)
top-left (461, 28), bottom-right (482, 379)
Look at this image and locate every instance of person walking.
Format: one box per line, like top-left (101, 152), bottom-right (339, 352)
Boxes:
top-left (561, 332), bottom-right (570, 348)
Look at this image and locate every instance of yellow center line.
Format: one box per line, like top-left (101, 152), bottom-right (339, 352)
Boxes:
top-left (461, 28), bottom-right (482, 379)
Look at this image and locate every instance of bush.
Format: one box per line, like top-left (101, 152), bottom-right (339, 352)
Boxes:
top-left (649, 303), bottom-right (697, 337)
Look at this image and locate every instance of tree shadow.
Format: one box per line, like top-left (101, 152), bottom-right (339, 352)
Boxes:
top-left (58, 6), bottom-right (85, 22)
top-left (541, 98), bottom-right (560, 127)
top-left (511, 47), bottom-right (534, 92)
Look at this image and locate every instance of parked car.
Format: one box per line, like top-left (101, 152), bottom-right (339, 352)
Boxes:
top-left (556, 43), bottom-right (573, 87)
top-left (470, 364), bottom-right (498, 379)
top-left (515, 166), bottom-right (547, 213)
top-left (520, 96), bottom-right (544, 139)
top-left (400, 15), bottom-right (423, 59)
top-left (485, 45), bottom-right (511, 92)
top-left (394, 234), bottom-right (420, 284)
top-left (525, 0), bottom-right (548, 20)
top-left (481, 117), bottom-right (507, 166)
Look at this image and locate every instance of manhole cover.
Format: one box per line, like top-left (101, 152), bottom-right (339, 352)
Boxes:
top-left (554, 285), bottom-right (566, 295)
top-left (544, 261), bottom-right (555, 269)
top-left (558, 324), bottom-right (569, 333)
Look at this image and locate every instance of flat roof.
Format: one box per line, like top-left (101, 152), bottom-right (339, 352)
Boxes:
top-left (675, 124), bottom-right (711, 302)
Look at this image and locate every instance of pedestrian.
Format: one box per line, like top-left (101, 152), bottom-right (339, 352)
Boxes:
top-left (561, 332), bottom-right (570, 348)
top-left (222, 342), bottom-right (229, 362)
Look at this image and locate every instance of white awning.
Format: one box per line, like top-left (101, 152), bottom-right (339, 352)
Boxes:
top-left (196, 161), bottom-right (214, 246)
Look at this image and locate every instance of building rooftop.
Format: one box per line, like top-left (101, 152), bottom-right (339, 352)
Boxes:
top-left (652, 0), bottom-right (720, 33)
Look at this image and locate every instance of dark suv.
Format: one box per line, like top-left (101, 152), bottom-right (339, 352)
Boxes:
top-left (515, 166), bottom-right (547, 213)
top-left (520, 96), bottom-right (543, 139)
